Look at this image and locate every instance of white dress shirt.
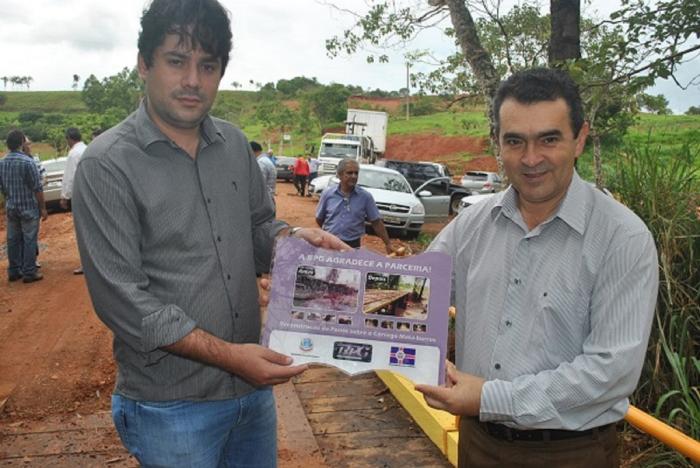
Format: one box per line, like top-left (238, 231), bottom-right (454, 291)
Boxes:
top-left (429, 172), bottom-right (658, 430)
top-left (61, 141), bottom-right (87, 199)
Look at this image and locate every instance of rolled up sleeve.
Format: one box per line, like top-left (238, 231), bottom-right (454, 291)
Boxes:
top-left (73, 158), bottom-right (197, 363)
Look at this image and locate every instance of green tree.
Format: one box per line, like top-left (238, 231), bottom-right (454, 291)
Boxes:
top-left (636, 93), bottom-right (671, 115)
top-left (81, 68), bottom-right (143, 114)
top-left (685, 106), bottom-right (700, 115)
top-left (275, 76), bottom-right (321, 96)
top-left (300, 84), bottom-right (352, 130)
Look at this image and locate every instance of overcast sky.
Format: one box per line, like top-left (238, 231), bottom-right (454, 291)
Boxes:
top-left (2, 0), bottom-right (697, 113)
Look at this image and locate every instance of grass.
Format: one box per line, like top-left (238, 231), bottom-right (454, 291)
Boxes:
top-left (0, 91), bottom-right (87, 113)
top-left (388, 110), bottom-right (489, 137)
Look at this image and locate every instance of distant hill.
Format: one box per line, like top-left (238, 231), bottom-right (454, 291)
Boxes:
top-left (0, 91), bottom-right (87, 113)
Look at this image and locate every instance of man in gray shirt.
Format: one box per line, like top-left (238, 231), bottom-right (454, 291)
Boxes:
top-left (416, 68), bottom-right (658, 467)
top-left (72, 1), bottom-right (344, 466)
top-left (251, 140), bottom-right (276, 203)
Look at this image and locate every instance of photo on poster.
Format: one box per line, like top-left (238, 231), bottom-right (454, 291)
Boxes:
top-left (293, 265), bottom-right (360, 312)
top-left (363, 272), bottom-right (430, 320)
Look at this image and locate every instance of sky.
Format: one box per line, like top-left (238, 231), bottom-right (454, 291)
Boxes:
top-left (1, 0), bottom-right (698, 113)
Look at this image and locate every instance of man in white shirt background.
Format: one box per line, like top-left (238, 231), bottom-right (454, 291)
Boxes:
top-left (60, 127), bottom-right (86, 274)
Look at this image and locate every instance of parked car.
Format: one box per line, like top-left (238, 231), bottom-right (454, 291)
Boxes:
top-left (457, 192), bottom-right (498, 212)
top-left (375, 159), bottom-right (470, 213)
top-left (311, 165), bottom-right (451, 238)
top-left (460, 171), bottom-right (504, 194)
top-left (274, 156), bottom-right (296, 181)
top-left (40, 157), bottom-right (68, 209)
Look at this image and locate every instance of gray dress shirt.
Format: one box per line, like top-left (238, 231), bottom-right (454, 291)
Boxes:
top-left (73, 101), bottom-right (286, 401)
top-left (429, 172), bottom-right (658, 430)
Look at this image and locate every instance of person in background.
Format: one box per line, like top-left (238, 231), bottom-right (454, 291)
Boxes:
top-left (72, 1), bottom-right (346, 466)
top-left (60, 127), bottom-right (87, 274)
top-left (21, 137), bottom-right (45, 269)
top-left (307, 155), bottom-right (319, 197)
top-left (415, 68), bottom-right (658, 467)
top-left (316, 158), bottom-right (394, 254)
top-left (1, 130), bottom-right (48, 283)
top-left (251, 140), bottom-right (276, 204)
top-left (293, 153), bottom-right (309, 196)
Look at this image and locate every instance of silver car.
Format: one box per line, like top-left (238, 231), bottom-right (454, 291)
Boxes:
top-left (40, 157), bottom-right (68, 208)
top-left (313, 165), bottom-right (451, 238)
top-left (460, 171), bottom-right (504, 194)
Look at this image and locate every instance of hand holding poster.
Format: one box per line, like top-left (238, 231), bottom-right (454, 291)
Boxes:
top-left (262, 237), bottom-right (453, 385)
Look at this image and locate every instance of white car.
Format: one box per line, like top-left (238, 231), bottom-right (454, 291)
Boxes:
top-left (457, 192), bottom-right (498, 212)
top-left (313, 165), bottom-right (451, 238)
top-left (40, 157), bottom-right (69, 208)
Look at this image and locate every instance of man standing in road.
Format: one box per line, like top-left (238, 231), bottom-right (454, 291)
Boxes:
top-left (72, 1), bottom-right (345, 466)
top-left (307, 155), bottom-right (319, 196)
top-left (1, 130), bottom-right (47, 283)
top-left (316, 158), bottom-right (394, 254)
top-left (251, 140), bottom-right (276, 204)
top-left (416, 68), bottom-right (658, 467)
top-left (293, 153), bottom-right (309, 196)
top-left (60, 127), bottom-right (87, 274)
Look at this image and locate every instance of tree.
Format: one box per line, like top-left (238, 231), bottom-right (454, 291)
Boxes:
top-left (637, 93), bottom-right (671, 115)
top-left (276, 76), bottom-right (321, 96)
top-left (301, 83), bottom-right (352, 130)
top-left (1, 77), bottom-right (7, 90)
top-left (685, 106), bottom-right (700, 115)
top-left (72, 74), bottom-right (80, 91)
top-left (549, 0), bottom-right (581, 63)
top-left (81, 68), bottom-right (143, 114)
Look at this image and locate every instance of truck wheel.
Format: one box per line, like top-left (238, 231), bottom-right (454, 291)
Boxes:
top-left (450, 195), bottom-right (464, 215)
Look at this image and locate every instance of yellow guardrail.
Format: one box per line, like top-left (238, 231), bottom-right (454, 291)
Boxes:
top-left (378, 370), bottom-right (700, 465)
top-left (625, 405), bottom-right (700, 463)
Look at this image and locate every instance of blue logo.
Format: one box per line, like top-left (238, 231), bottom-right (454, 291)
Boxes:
top-left (299, 337), bottom-right (314, 352)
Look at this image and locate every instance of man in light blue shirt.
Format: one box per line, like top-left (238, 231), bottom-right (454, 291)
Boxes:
top-left (416, 68), bottom-right (658, 467)
top-left (251, 140), bottom-right (276, 204)
top-left (316, 158), bottom-right (394, 254)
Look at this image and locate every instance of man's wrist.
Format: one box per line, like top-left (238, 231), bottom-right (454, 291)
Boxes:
top-left (288, 227), bottom-right (303, 237)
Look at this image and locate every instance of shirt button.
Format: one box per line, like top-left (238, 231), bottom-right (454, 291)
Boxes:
top-left (505, 320), bottom-right (512, 327)
top-left (217, 236), bottom-right (222, 242)
top-left (227, 274), bottom-right (231, 280)
top-left (514, 279), bottom-right (520, 285)
top-left (235, 313), bottom-right (239, 318)
top-left (207, 198), bottom-right (212, 203)
top-left (494, 363), bottom-right (501, 370)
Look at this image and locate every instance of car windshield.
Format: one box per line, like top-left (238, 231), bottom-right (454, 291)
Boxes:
top-left (358, 170), bottom-right (412, 193)
top-left (42, 159), bottom-right (67, 172)
top-left (320, 143), bottom-right (359, 159)
top-left (463, 172), bottom-right (487, 180)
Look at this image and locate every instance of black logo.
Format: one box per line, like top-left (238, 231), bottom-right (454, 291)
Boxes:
top-left (333, 341), bottom-right (373, 362)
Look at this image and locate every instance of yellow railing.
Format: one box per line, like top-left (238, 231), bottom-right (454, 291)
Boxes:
top-left (625, 405), bottom-right (700, 463)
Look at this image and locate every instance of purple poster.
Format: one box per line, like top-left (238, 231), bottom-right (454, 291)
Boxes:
top-left (262, 237), bottom-right (453, 385)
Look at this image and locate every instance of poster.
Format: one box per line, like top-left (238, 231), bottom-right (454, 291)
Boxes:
top-left (262, 237), bottom-right (452, 385)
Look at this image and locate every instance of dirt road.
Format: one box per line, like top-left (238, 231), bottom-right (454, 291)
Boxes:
top-left (0, 177), bottom-right (451, 465)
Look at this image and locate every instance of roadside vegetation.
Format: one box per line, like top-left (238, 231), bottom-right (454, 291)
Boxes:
top-left (1, 71), bottom-right (699, 464)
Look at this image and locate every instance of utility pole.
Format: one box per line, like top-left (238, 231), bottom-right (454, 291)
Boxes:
top-left (405, 62), bottom-right (410, 121)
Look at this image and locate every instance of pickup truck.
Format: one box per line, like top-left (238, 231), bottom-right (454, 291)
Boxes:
top-left (375, 159), bottom-right (469, 214)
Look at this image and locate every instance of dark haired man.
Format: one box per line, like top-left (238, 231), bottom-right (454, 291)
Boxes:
top-left (251, 140), bottom-right (276, 202)
top-left (1, 130), bottom-right (47, 283)
top-left (72, 0), bottom-right (345, 466)
top-left (416, 68), bottom-right (658, 467)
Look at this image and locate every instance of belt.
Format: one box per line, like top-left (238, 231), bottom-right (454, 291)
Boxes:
top-left (480, 422), bottom-right (614, 442)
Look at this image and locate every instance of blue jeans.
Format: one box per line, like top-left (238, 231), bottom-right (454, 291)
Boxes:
top-left (6, 209), bottom-right (39, 277)
top-left (112, 389), bottom-right (277, 468)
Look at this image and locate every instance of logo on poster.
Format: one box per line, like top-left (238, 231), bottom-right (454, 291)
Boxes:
top-left (389, 346), bottom-right (416, 367)
top-left (299, 337), bottom-right (314, 351)
top-left (333, 341), bottom-right (373, 362)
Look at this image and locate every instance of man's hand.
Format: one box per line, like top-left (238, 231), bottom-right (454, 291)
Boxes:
top-left (289, 227), bottom-right (350, 251)
top-left (384, 241), bottom-right (396, 255)
top-left (40, 207), bottom-right (48, 221)
top-left (228, 343), bottom-right (308, 386)
top-left (59, 198), bottom-right (69, 210)
top-left (414, 361), bottom-right (485, 416)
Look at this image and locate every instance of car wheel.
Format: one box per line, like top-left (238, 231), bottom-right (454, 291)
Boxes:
top-left (405, 229), bottom-right (420, 240)
top-left (450, 195), bottom-right (464, 215)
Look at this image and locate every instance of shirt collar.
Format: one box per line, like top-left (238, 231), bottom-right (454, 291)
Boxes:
top-left (491, 170), bottom-right (588, 235)
top-left (134, 98), bottom-right (225, 150)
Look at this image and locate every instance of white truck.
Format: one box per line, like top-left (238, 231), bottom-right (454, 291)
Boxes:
top-left (316, 109), bottom-right (388, 176)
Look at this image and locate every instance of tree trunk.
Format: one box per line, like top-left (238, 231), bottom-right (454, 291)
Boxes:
top-left (443, 0), bottom-right (502, 169)
top-left (549, 0), bottom-right (581, 64)
top-left (592, 130), bottom-right (604, 190)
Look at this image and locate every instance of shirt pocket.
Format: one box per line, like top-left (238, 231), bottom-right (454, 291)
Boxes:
top-left (533, 286), bottom-right (589, 366)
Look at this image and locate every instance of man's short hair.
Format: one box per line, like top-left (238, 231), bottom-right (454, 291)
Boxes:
top-left (6, 129), bottom-right (25, 152)
top-left (337, 158), bottom-right (359, 175)
top-left (250, 141), bottom-right (262, 153)
top-left (492, 68), bottom-right (585, 138)
top-left (138, 0), bottom-right (233, 76)
top-left (65, 127), bottom-right (82, 142)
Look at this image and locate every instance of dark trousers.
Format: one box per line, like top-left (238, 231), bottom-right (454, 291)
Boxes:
top-left (458, 417), bottom-right (619, 468)
top-left (294, 175), bottom-right (308, 196)
top-left (343, 238), bottom-right (361, 249)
